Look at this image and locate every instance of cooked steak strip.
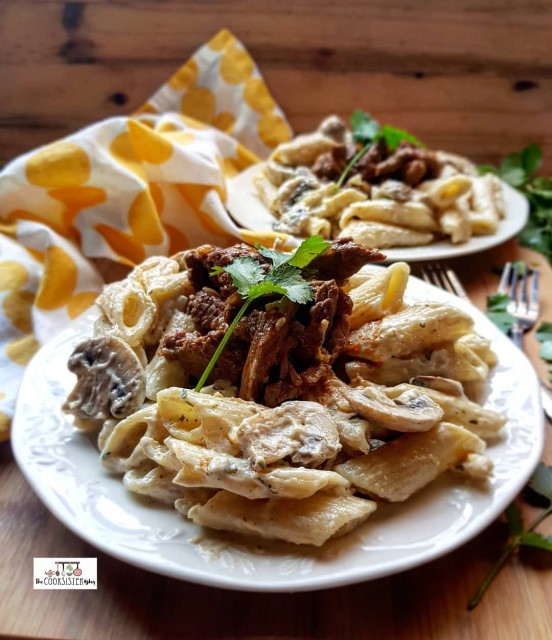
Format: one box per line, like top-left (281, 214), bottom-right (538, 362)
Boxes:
top-left (310, 238), bottom-right (384, 285)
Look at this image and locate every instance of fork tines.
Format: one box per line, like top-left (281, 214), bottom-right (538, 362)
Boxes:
top-left (498, 262), bottom-right (539, 315)
top-left (420, 264), bottom-right (468, 300)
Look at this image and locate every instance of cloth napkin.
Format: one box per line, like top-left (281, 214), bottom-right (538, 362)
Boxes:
top-left (0, 29), bottom-right (292, 440)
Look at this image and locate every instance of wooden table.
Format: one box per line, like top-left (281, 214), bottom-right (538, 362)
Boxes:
top-left (1, 240), bottom-right (550, 640)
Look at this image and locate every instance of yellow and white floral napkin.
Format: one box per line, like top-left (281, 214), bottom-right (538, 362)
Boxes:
top-left (0, 29), bottom-right (292, 440)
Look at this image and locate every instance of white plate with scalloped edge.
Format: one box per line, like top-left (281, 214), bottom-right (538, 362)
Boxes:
top-left (12, 276), bottom-right (544, 592)
top-left (227, 163), bottom-right (529, 263)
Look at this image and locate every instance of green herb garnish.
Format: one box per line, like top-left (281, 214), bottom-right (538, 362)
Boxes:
top-left (194, 237), bottom-right (331, 392)
top-left (485, 292), bottom-right (516, 333)
top-left (336, 110), bottom-right (424, 188)
top-left (468, 463), bottom-right (552, 610)
top-left (479, 144), bottom-right (552, 263)
top-left (535, 321), bottom-right (552, 383)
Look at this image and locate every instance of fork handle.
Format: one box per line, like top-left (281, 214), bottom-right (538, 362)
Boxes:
top-left (511, 324), bottom-right (524, 349)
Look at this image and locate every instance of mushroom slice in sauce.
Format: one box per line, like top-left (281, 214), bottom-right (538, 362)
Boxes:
top-left (231, 401), bottom-right (341, 470)
top-left (63, 335), bottom-right (146, 421)
top-left (343, 382), bottom-right (443, 433)
top-left (410, 375), bottom-right (465, 397)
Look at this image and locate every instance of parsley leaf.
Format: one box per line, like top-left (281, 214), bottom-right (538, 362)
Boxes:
top-left (377, 124), bottom-right (425, 151)
top-left (222, 256), bottom-right (265, 296)
top-left (536, 322), bottom-right (552, 342)
top-left (288, 236), bottom-right (331, 268)
top-left (266, 265), bottom-right (314, 304)
top-left (529, 463), bottom-right (552, 503)
top-left (256, 236), bottom-right (331, 271)
top-left (505, 502), bottom-right (524, 535)
top-left (485, 293), bottom-right (515, 333)
top-left (350, 109), bottom-right (380, 143)
top-left (519, 531), bottom-right (552, 551)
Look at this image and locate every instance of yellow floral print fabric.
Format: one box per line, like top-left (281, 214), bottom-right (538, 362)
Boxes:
top-left (0, 30), bottom-right (292, 440)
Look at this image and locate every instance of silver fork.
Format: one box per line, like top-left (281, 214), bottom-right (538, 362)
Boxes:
top-left (498, 262), bottom-right (539, 348)
top-left (421, 262), bottom-right (552, 421)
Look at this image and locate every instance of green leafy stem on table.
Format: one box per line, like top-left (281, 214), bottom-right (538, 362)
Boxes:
top-left (468, 463), bottom-right (552, 610)
top-left (479, 144), bottom-right (552, 263)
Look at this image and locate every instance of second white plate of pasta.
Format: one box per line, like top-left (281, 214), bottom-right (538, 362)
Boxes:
top-left (11, 272), bottom-right (544, 592)
top-left (227, 163), bottom-right (529, 262)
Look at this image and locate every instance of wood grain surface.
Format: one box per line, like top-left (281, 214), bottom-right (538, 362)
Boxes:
top-left (1, 0), bottom-right (552, 169)
top-left (1, 2), bottom-right (552, 637)
top-left (0, 240), bottom-right (551, 640)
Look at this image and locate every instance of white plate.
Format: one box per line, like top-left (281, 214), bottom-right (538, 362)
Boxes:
top-left (12, 278), bottom-right (544, 592)
top-left (227, 164), bottom-right (529, 262)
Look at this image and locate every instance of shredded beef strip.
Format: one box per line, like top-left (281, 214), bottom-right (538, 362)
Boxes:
top-left (187, 289), bottom-right (227, 333)
top-left (310, 238), bottom-right (384, 285)
top-left (239, 303), bottom-right (295, 403)
top-left (162, 330), bottom-right (247, 385)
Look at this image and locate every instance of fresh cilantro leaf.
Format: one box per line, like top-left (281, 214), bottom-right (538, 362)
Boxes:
top-left (505, 502), bottom-right (523, 535)
top-left (536, 322), bottom-right (552, 342)
top-left (478, 164), bottom-right (499, 176)
top-left (288, 236), bottom-right (331, 268)
top-left (500, 152), bottom-right (523, 173)
top-left (487, 293), bottom-right (509, 312)
top-left (528, 176), bottom-right (552, 200)
top-left (376, 124), bottom-right (425, 150)
top-left (350, 110), bottom-right (380, 143)
top-left (528, 463), bottom-right (552, 503)
top-left (540, 341), bottom-right (552, 361)
top-left (266, 265), bottom-right (313, 304)
top-left (209, 266), bottom-right (225, 278)
top-left (255, 245), bottom-right (292, 270)
top-left (222, 257), bottom-right (265, 297)
top-left (247, 281), bottom-right (287, 299)
top-left (521, 144), bottom-right (542, 177)
top-left (256, 236), bottom-right (330, 271)
top-left (501, 167), bottom-right (527, 188)
top-left (486, 293), bottom-right (516, 333)
top-left (519, 531), bottom-right (552, 551)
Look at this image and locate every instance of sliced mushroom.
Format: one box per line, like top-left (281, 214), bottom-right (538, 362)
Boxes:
top-left (410, 376), bottom-right (465, 397)
top-left (343, 382), bottom-right (443, 432)
top-left (63, 335), bottom-right (146, 421)
top-left (232, 401), bottom-right (341, 469)
top-left (318, 115), bottom-right (347, 143)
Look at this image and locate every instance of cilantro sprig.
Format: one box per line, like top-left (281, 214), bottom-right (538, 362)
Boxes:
top-left (535, 321), bottom-right (552, 383)
top-left (194, 237), bottom-right (331, 392)
top-left (479, 145), bottom-right (552, 263)
top-left (468, 463), bottom-right (552, 610)
top-left (336, 110), bottom-right (424, 189)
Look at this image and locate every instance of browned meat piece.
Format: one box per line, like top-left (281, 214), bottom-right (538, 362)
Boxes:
top-left (294, 280), bottom-right (339, 363)
top-left (264, 363), bottom-right (331, 407)
top-left (240, 304), bottom-right (295, 403)
top-left (162, 330), bottom-right (246, 384)
top-left (374, 142), bottom-right (441, 186)
top-left (187, 289), bottom-right (227, 333)
top-left (312, 145), bottom-right (348, 181)
top-left (324, 288), bottom-right (353, 358)
top-left (310, 238), bottom-right (385, 285)
top-left (186, 243), bottom-right (269, 297)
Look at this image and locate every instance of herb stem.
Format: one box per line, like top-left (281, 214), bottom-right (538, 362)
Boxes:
top-left (527, 504), bottom-right (552, 532)
top-left (194, 297), bottom-right (253, 393)
top-left (336, 141), bottom-right (372, 189)
top-left (467, 542), bottom-right (516, 611)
